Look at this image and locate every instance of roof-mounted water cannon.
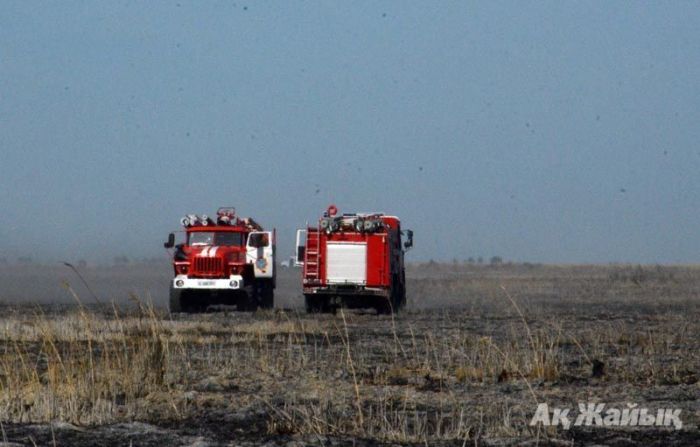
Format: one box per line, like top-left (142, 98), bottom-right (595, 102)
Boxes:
top-left (320, 217), bottom-right (344, 234)
top-left (353, 218), bottom-right (364, 232)
top-left (363, 219), bottom-right (381, 232)
top-left (351, 216), bottom-right (383, 234)
top-left (319, 205), bottom-right (344, 234)
top-left (216, 207), bottom-right (236, 225)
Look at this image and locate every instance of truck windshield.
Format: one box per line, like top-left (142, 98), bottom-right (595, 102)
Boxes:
top-left (189, 232), bottom-right (243, 246)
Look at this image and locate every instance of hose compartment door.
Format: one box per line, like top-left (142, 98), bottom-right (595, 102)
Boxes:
top-left (326, 242), bottom-right (366, 285)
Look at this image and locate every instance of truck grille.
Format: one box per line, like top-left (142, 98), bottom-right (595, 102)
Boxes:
top-left (193, 257), bottom-right (224, 277)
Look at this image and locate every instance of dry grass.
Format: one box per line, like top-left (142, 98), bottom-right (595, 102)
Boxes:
top-left (0, 298), bottom-right (173, 425)
top-left (0, 264), bottom-right (697, 445)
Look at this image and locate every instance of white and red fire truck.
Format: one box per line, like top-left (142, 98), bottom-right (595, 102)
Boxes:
top-left (164, 207), bottom-right (275, 312)
top-left (295, 205), bottom-right (413, 314)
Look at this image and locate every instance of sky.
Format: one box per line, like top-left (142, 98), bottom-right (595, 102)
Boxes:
top-left (1, 1), bottom-right (699, 264)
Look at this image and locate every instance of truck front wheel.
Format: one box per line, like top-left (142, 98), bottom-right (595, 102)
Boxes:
top-left (169, 285), bottom-right (182, 313)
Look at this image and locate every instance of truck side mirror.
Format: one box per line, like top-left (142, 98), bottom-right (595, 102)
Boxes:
top-left (164, 233), bottom-right (175, 249)
top-left (403, 230), bottom-right (413, 250)
top-left (295, 229), bottom-right (307, 266)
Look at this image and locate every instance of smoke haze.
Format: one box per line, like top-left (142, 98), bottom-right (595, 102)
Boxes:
top-left (1, 2), bottom-right (699, 263)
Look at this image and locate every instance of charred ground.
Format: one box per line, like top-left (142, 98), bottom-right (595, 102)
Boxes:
top-left (0, 263), bottom-right (697, 446)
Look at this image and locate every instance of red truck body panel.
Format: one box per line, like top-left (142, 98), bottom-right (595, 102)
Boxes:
top-left (174, 227), bottom-right (249, 279)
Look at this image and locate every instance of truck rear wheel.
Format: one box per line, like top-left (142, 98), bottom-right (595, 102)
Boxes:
top-left (385, 273), bottom-right (406, 313)
top-left (305, 294), bottom-right (330, 313)
top-left (245, 280), bottom-right (274, 311)
top-left (392, 282), bottom-right (405, 312)
top-left (375, 296), bottom-right (393, 315)
top-left (240, 292), bottom-right (258, 312)
top-left (398, 287), bottom-right (406, 310)
top-left (260, 281), bottom-right (274, 310)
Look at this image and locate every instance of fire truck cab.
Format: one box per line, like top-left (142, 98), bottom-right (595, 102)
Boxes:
top-left (164, 207), bottom-right (275, 312)
top-left (296, 205), bottom-right (413, 314)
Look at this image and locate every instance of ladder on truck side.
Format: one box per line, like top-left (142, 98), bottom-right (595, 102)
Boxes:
top-left (304, 228), bottom-right (321, 281)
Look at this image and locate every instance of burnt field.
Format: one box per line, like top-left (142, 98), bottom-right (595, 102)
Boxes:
top-left (0, 263), bottom-right (697, 446)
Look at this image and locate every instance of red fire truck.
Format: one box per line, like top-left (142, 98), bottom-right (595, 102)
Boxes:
top-left (296, 205), bottom-right (413, 314)
top-left (164, 207), bottom-right (275, 312)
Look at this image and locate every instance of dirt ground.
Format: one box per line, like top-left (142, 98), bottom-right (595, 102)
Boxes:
top-left (0, 263), bottom-right (697, 446)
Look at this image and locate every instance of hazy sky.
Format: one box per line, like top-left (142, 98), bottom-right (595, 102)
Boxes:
top-left (1, 1), bottom-right (699, 264)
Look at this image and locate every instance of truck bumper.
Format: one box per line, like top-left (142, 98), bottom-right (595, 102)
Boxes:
top-left (173, 274), bottom-right (245, 290)
top-left (303, 285), bottom-right (390, 297)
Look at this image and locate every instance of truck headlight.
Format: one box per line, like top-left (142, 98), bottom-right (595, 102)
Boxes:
top-left (175, 280), bottom-right (184, 287)
top-left (229, 280), bottom-right (239, 288)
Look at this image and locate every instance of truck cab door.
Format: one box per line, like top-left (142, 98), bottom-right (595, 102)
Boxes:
top-left (246, 230), bottom-right (275, 278)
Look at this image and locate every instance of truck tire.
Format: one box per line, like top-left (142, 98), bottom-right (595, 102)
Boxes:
top-left (397, 284), bottom-right (406, 310)
top-left (305, 294), bottom-right (330, 313)
top-left (169, 285), bottom-right (182, 313)
top-left (304, 294), bottom-right (317, 313)
top-left (260, 282), bottom-right (274, 309)
top-left (392, 280), bottom-right (405, 311)
top-left (240, 292), bottom-right (258, 312)
top-left (246, 280), bottom-right (272, 311)
top-left (399, 270), bottom-right (407, 309)
top-left (375, 296), bottom-right (393, 315)
top-left (378, 275), bottom-right (402, 315)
